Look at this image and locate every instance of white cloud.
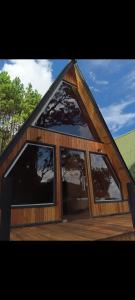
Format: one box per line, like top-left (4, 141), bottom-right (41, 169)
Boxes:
top-left (89, 85), bottom-right (100, 93)
top-left (95, 79), bottom-right (108, 85)
top-left (88, 59), bottom-right (122, 74)
top-left (125, 70), bottom-right (135, 90)
top-left (100, 98), bottom-right (135, 133)
top-left (1, 59), bottom-right (53, 95)
top-left (89, 71), bottom-right (96, 81)
top-left (89, 71), bottom-right (109, 85)
top-left (89, 59), bottom-right (112, 68)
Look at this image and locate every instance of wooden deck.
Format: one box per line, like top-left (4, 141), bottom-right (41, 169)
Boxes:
top-left (10, 213), bottom-right (134, 241)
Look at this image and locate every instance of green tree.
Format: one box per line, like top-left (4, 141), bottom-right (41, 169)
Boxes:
top-left (21, 83), bottom-right (41, 122)
top-left (0, 72), bottom-right (41, 154)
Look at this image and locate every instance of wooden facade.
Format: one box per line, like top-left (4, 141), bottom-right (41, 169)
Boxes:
top-left (0, 60), bottom-right (134, 227)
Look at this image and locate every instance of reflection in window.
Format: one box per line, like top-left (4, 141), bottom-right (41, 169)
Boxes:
top-left (61, 148), bottom-right (89, 216)
top-left (90, 153), bottom-right (122, 202)
top-left (8, 144), bottom-right (55, 206)
top-left (35, 81), bottom-right (98, 140)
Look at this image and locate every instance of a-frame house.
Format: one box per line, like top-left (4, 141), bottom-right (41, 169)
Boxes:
top-left (0, 60), bottom-right (134, 228)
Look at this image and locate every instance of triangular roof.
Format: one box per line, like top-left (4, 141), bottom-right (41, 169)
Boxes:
top-left (0, 59), bottom-right (134, 184)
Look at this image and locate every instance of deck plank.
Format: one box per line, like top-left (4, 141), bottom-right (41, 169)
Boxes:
top-left (10, 213), bottom-right (134, 241)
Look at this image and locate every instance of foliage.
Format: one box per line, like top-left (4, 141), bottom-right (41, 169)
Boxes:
top-left (0, 72), bottom-right (41, 154)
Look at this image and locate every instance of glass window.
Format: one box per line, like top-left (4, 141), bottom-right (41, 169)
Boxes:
top-left (35, 81), bottom-right (99, 140)
top-left (7, 144), bottom-right (55, 206)
top-left (90, 153), bottom-right (122, 202)
top-left (61, 148), bottom-right (89, 217)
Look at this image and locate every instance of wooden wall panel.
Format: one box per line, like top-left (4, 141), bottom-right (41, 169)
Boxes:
top-left (27, 127), bottom-right (106, 153)
top-left (11, 207), bottom-right (57, 226)
top-left (92, 201), bottom-right (129, 217)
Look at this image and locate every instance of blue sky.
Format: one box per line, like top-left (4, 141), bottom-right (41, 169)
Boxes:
top-left (0, 59), bottom-right (135, 138)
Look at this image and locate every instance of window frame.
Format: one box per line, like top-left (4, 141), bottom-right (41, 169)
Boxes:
top-left (4, 142), bottom-right (56, 208)
top-left (89, 152), bottom-right (123, 203)
top-left (32, 80), bottom-right (100, 142)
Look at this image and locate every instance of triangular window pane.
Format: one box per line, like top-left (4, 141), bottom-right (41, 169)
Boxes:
top-left (6, 143), bottom-right (55, 206)
top-left (35, 81), bottom-right (99, 140)
top-left (90, 153), bottom-right (122, 202)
